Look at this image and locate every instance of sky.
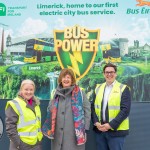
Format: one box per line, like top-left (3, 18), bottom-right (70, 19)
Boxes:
top-left (0, 0), bottom-right (150, 46)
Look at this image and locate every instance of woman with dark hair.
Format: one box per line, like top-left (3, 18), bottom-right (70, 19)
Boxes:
top-left (42, 68), bottom-right (91, 150)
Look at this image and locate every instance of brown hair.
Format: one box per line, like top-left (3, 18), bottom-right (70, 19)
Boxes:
top-left (103, 63), bottom-right (117, 73)
top-left (58, 68), bottom-right (76, 85)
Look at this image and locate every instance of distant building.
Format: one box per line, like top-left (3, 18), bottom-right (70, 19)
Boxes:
top-left (119, 38), bottom-right (129, 57)
top-left (5, 33), bottom-right (53, 56)
top-left (134, 40), bottom-right (139, 48)
top-left (128, 40), bottom-right (150, 58)
top-left (143, 43), bottom-right (150, 52)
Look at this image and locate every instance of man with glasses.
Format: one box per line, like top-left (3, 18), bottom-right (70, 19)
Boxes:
top-left (91, 63), bottom-right (131, 150)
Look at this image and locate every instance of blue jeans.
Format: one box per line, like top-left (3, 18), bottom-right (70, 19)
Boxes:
top-left (95, 132), bottom-right (125, 150)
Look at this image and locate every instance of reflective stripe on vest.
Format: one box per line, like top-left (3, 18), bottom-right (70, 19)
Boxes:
top-left (95, 84), bottom-right (102, 95)
top-left (19, 128), bottom-right (41, 136)
top-left (6, 98), bottom-right (43, 145)
top-left (94, 81), bottom-right (129, 131)
top-left (11, 100), bottom-right (40, 129)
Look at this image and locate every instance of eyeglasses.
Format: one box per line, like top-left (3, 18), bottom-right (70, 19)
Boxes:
top-left (104, 71), bottom-right (116, 75)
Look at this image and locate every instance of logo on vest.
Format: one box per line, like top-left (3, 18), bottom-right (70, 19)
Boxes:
top-left (113, 90), bottom-right (119, 93)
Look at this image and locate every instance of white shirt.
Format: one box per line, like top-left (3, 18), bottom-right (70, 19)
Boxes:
top-left (102, 80), bottom-right (116, 122)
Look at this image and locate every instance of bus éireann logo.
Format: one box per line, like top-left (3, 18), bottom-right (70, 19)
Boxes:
top-left (136, 0), bottom-right (150, 6)
top-left (54, 25), bottom-right (100, 80)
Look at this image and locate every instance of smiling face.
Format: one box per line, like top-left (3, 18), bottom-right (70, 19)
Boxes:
top-left (20, 83), bottom-right (35, 100)
top-left (61, 74), bottom-right (72, 88)
top-left (58, 68), bottom-right (76, 87)
top-left (103, 66), bottom-right (117, 85)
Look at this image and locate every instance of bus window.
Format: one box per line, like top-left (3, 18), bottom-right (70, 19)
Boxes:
top-left (24, 38), bottom-right (56, 63)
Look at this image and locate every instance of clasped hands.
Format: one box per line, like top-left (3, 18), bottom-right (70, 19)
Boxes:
top-left (95, 122), bottom-right (111, 132)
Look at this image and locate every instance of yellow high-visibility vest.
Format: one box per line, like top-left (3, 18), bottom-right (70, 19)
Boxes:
top-left (95, 81), bottom-right (129, 130)
top-left (6, 97), bottom-right (43, 145)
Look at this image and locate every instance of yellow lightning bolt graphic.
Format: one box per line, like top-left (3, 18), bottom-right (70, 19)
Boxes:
top-left (67, 51), bottom-right (83, 77)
